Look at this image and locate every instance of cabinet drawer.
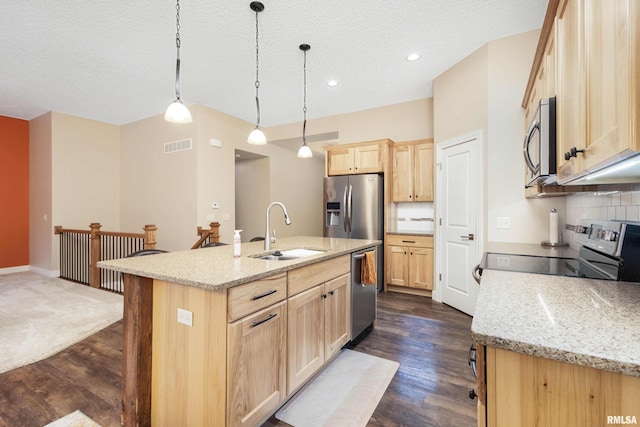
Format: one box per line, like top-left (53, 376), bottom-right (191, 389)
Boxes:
top-left (288, 255), bottom-right (350, 297)
top-left (228, 273), bottom-right (287, 322)
top-left (386, 235), bottom-right (433, 248)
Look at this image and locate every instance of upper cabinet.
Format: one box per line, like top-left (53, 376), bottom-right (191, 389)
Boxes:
top-left (325, 140), bottom-right (391, 176)
top-left (392, 139), bottom-right (434, 202)
top-left (524, 0), bottom-right (640, 186)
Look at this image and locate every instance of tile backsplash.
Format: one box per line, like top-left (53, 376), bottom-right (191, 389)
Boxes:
top-left (565, 185), bottom-right (640, 248)
top-left (394, 202), bottom-right (434, 233)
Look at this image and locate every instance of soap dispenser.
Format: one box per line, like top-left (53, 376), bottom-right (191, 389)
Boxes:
top-left (233, 230), bottom-right (243, 257)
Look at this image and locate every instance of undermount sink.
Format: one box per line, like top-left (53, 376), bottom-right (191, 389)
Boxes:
top-left (252, 248), bottom-right (325, 261)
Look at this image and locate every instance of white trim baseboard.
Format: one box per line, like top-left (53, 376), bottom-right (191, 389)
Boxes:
top-left (29, 266), bottom-right (60, 278)
top-left (0, 265), bottom-right (30, 275)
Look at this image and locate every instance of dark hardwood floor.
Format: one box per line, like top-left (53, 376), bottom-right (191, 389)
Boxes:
top-left (0, 291), bottom-right (476, 427)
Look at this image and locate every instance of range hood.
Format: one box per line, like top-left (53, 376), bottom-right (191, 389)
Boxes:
top-left (558, 151), bottom-right (640, 186)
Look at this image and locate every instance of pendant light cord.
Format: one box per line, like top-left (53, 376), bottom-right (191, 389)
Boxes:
top-left (254, 7), bottom-right (261, 127)
top-left (302, 48), bottom-right (307, 144)
top-left (174, 0), bottom-right (182, 100)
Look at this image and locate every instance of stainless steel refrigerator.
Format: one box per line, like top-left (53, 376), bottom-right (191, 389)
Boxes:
top-left (323, 174), bottom-right (384, 339)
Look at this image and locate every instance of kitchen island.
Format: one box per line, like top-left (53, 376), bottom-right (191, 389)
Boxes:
top-left (472, 269), bottom-right (640, 427)
top-left (98, 236), bottom-right (380, 427)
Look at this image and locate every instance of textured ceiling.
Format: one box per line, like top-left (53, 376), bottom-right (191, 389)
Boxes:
top-left (0, 1), bottom-right (547, 127)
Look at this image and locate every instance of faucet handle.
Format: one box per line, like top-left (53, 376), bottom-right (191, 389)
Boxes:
top-left (270, 229), bottom-right (276, 244)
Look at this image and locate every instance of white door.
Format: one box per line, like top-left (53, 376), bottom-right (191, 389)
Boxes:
top-left (436, 132), bottom-right (481, 316)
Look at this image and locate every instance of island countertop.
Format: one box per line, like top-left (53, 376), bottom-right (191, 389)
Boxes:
top-left (471, 269), bottom-right (640, 378)
top-left (97, 236), bottom-right (380, 291)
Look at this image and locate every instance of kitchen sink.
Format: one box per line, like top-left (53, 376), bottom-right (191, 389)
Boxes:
top-left (252, 248), bottom-right (325, 261)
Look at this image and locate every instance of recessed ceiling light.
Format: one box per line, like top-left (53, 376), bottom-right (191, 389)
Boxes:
top-left (327, 80), bottom-right (339, 87)
top-left (406, 53), bottom-right (421, 61)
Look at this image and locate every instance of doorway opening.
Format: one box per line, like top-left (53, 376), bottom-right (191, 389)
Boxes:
top-left (235, 149), bottom-right (269, 242)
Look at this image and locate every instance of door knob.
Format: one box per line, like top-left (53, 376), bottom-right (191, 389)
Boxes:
top-left (460, 234), bottom-right (475, 241)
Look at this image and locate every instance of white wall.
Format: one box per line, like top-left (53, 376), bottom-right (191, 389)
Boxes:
top-left (486, 31), bottom-right (565, 244)
top-left (29, 113), bottom-right (53, 272)
top-left (435, 30), bottom-right (562, 245)
top-left (236, 157), bottom-right (270, 242)
top-left (29, 112), bottom-right (120, 273)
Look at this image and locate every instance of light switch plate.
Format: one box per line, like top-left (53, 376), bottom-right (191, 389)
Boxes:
top-left (177, 308), bottom-right (193, 327)
top-left (496, 217), bottom-right (511, 229)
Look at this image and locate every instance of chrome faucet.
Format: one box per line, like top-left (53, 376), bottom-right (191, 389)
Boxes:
top-left (265, 202), bottom-right (291, 251)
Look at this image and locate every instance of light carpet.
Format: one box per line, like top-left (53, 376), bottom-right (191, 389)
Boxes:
top-left (0, 272), bottom-right (123, 374)
top-left (275, 349), bottom-right (399, 427)
top-left (44, 410), bottom-right (100, 427)
top-left (44, 410), bottom-right (101, 427)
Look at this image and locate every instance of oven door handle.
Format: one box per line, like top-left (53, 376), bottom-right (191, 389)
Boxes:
top-left (472, 264), bottom-right (482, 284)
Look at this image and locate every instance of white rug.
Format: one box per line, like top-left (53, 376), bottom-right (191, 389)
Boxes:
top-left (276, 349), bottom-right (399, 427)
top-left (44, 410), bottom-right (101, 427)
top-left (0, 272), bottom-right (123, 374)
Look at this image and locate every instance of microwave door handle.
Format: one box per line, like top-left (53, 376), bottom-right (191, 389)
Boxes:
top-left (523, 120), bottom-right (540, 175)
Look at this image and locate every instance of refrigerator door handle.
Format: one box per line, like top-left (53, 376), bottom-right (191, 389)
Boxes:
top-left (343, 185), bottom-right (348, 233)
top-left (347, 184), bottom-right (353, 233)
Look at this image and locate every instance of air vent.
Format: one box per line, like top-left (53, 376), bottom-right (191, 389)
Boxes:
top-left (164, 138), bottom-right (192, 154)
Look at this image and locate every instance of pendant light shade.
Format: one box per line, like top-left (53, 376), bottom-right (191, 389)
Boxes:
top-left (165, 100), bottom-right (192, 123)
top-left (298, 44), bottom-right (312, 158)
top-left (165, 0), bottom-right (192, 124)
top-left (248, 2), bottom-right (266, 145)
top-left (248, 127), bottom-right (267, 145)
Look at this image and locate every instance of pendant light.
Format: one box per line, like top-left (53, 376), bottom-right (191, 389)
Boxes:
top-left (165, 0), bottom-right (192, 124)
top-left (297, 44), bottom-right (312, 158)
top-left (247, 2), bottom-right (267, 145)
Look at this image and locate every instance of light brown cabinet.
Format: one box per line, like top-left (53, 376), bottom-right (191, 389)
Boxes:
top-left (286, 256), bottom-right (351, 394)
top-left (386, 234), bottom-right (434, 292)
top-left (149, 256), bottom-right (352, 427)
top-left (227, 301), bottom-right (287, 427)
top-left (392, 139), bottom-right (434, 202)
top-left (556, 0), bottom-right (586, 181)
top-left (525, 0), bottom-right (640, 185)
top-left (325, 140), bottom-right (390, 176)
top-left (482, 345), bottom-right (640, 427)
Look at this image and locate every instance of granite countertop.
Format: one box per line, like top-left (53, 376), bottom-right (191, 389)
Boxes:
top-left (471, 269), bottom-right (640, 377)
top-left (98, 236), bottom-right (380, 291)
top-left (485, 241), bottom-right (578, 258)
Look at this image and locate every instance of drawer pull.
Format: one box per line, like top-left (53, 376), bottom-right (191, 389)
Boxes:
top-left (402, 240), bottom-right (416, 243)
top-left (251, 313), bottom-right (277, 327)
top-left (251, 289), bottom-right (277, 300)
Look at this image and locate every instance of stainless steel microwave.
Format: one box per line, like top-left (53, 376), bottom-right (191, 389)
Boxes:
top-left (523, 96), bottom-right (556, 188)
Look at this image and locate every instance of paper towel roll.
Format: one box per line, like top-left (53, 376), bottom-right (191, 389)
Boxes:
top-left (550, 209), bottom-right (559, 244)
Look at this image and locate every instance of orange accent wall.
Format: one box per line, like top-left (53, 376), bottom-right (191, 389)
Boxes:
top-left (0, 116), bottom-right (29, 268)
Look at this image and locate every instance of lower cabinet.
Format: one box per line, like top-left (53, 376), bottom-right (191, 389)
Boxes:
top-left (150, 254), bottom-right (352, 427)
top-left (227, 301), bottom-right (287, 427)
top-left (287, 272), bottom-right (351, 394)
top-left (386, 234), bottom-right (434, 292)
top-left (482, 346), bottom-right (640, 427)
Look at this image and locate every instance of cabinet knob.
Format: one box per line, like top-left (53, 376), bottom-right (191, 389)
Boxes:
top-left (329, 290), bottom-right (334, 296)
top-left (322, 294), bottom-right (327, 299)
top-left (565, 146), bottom-right (585, 160)
top-left (469, 389), bottom-right (477, 400)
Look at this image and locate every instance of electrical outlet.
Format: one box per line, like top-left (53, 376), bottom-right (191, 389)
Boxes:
top-left (496, 217), bottom-right (511, 229)
top-left (177, 308), bottom-right (193, 327)
top-left (496, 256), bottom-right (510, 267)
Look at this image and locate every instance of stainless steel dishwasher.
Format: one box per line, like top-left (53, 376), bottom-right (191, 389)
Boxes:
top-left (351, 246), bottom-right (378, 340)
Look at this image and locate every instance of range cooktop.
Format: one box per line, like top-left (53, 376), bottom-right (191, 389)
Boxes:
top-left (482, 253), bottom-right (583, 277)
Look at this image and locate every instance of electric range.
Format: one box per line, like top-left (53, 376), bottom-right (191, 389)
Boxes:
top-left (479, 220), bottom-right (640, 282)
